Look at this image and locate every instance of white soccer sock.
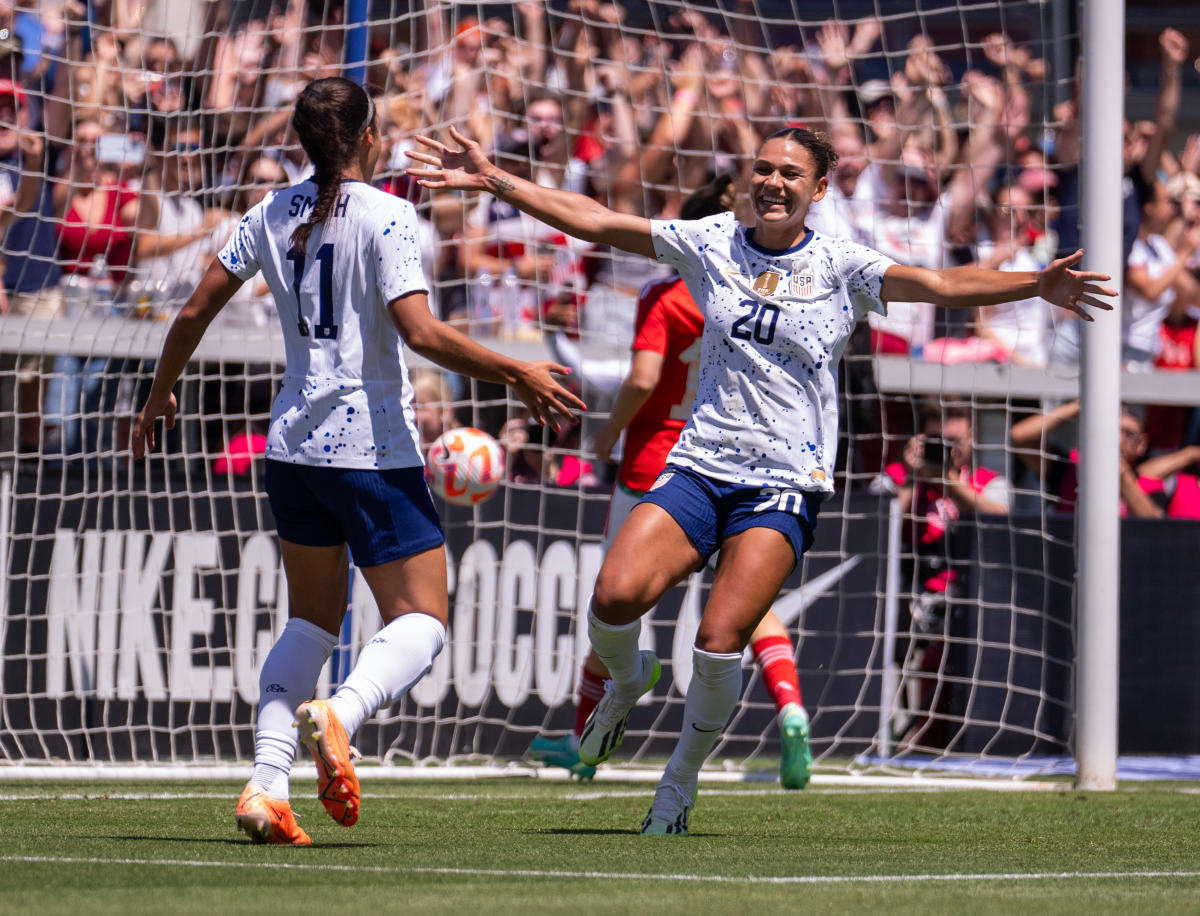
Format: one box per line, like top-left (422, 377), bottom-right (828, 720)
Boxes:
top-left (587, 605), bottom-right (643, 697)
top-left (663, 648), bottom-right (743, 790)
top-left (329, 612), bottom-right (446, 739)
top-left (251, 732), bottom-right (297, 799)
top-left (251, 617), bottom-right (337, 799)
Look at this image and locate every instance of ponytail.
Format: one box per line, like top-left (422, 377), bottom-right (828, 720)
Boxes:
top-left (289, 78), bottom-right (375, 253)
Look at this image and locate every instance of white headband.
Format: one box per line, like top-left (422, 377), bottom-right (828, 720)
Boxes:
top-left (357, 92), bottom-right (375, 135)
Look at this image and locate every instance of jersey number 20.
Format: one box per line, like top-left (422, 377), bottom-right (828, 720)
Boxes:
top-left (731, 298), bottom-right (779, 345)
top-left (286, 243), bottom-right (340, 340)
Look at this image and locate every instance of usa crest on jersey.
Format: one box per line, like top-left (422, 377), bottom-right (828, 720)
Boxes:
top-left (790, 271), bottom-right (814, 298)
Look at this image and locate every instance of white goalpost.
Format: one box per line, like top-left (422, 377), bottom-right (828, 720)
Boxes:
top-left (0, 0), bottom-right (1157, 785)
top-left (1074, 0), bottom-right (1123, 793)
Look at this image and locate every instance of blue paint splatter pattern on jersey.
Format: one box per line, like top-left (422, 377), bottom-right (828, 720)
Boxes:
top-left (216, 180), bottom-right (431, 470)
top-left (650, 212), bottom-right (896, 495)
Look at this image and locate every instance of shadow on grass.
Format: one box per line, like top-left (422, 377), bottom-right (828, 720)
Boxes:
top-left (527, 827), bottom-right (717, 838)
top-left (94, 834), bottom-right (382, 849)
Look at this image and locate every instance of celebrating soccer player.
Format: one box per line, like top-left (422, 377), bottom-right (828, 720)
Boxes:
top-left (132, 77), bottom-right (585, 845)
top-left (409, 124), bottom-right (1115, 836)
top-left (530, 175), bottom-right (814, 791)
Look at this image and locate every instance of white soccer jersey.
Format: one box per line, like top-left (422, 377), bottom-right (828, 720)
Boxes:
top-left (651, 212), bottom-right (895, 495)
top-left (218, 179), bottom-right (429, 469)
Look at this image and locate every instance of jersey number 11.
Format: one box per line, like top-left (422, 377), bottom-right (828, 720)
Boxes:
top-left (286, 243), bottom-right (340, 340)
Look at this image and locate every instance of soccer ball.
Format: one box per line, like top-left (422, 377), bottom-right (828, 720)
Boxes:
top-left (426, 427), bottom-right (505, 506)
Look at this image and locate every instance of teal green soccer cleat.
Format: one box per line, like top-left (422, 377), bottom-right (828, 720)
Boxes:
top-left (779, 703), bottom-right (812, 790)
top-left (528, 734), bottom-right (597, 781)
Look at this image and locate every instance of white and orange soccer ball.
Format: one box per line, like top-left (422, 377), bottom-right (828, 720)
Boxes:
top-left (425, 427), bottom-right (505, 506)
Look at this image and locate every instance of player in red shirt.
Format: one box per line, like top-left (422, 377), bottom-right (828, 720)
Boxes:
top-left (529, 177), bottom-right (813, 789)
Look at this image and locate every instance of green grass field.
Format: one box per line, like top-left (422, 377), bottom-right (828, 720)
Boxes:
top-left (1, 777), bottom-right (1198, 914)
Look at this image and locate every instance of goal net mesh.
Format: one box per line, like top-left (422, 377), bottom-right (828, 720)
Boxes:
top-left (0, 0), bottom-right (1087, 777)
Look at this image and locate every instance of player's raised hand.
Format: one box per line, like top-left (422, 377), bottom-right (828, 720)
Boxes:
top-left (510, 361), bottom-right (587, 431)
top-left (1036, 250), bottom-right (1117, 321)
top-left (406, 126), bottom-right (494, 192)
top-left (131, 392), bottom-right (178, 458)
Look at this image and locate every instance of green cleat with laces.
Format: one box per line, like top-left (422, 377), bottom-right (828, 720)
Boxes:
top-left (779, 703), bottom-right (813, 790)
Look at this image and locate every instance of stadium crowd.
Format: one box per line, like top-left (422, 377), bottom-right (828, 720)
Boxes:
top-left (0, 0), bottom-right (1197, 504)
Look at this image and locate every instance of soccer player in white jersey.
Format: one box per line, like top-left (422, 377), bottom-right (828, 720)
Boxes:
top-left (408, 125), bottom-right (1114, 836)
top-left (132, 77), bottom-right (585, 845)
top-left (530, 179), bottom-right (816, 791)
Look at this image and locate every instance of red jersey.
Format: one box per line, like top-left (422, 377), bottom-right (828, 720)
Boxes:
top-left (56, 185), bottom-right (138, 282)
top-left (1145, 317), bottom-right (1198, 453)
top-left (1139, 473), bottom-right (1200, 519)
top-left (1156, 317), bottom-right (1198, 370)
top-left (618, 276), bottom-right (705, 492)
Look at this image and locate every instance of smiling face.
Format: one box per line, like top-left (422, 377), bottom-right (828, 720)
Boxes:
top-left (749, 136), bottom-right (828, 248)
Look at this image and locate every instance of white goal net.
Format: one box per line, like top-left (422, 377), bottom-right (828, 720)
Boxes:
top-left (0, 0), bottom-right (1181, 779)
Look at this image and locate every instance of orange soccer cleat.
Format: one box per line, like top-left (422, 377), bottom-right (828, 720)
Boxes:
top-left (235, 785), bottom-right (312, 845)
top-left (294, 699), bottom-right (361, 827)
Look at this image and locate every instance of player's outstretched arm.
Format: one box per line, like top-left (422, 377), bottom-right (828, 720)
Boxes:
top-left (591, 349), bottom-right (664, 462)
top-left (131, 258), bottom-right (244, 458)
top-left (390, 291), bottom-right (586, 430)
top-left (406, 126), bottom-right (655, 259)
top-left (880, 250), bottom-right (1116, 319)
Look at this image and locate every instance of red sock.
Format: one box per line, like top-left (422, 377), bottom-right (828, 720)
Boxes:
top-left (750, 635), bottom-right (802, 713)
top-left (574, 667), bottom-right (607, 738)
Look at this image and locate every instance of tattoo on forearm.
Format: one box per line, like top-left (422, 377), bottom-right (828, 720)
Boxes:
top-left (486, 172), bottom-right (515, 195)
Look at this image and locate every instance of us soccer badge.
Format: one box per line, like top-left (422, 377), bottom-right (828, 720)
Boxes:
top-left (752, 270), bottom-right (783, 296)
top-left (790, 271), bottom-right (814, 297)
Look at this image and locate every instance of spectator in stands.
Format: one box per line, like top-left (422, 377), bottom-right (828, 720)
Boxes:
top-left (1136, 443), bottom-right (1200, 519)
top-left (1048, 29), bottom-right (1188, 374)
top-left (855, 72), bottom-right (1005, 353)
top-left (411, 367), bottom-right (460, 454)
top-left (233, 154), bottom-right (290, 225)
top-left (1142, 175), bottom-right (1200, 454)
top-left (463, 94), bottom-right (589, 339)
top-left (1123, 29), bottom-right (1189, 261)
top-left (136, 116), bottom-right (232, 315)
top-left (499, 408), bottom-right (546, 484)
top-left (200, 155), bottom-right (289, 473)
top-left (52, 116), bottom-right (136, 283)
top-left (976, 183), bottom-right (1057, 367)
top-left (125, 36), bottom-right (185, 133)
top-left (0, 85), bottom-right (60, 452)
top-left (418, 12), bottom-right (485, 107)
top-left (206, 21), bottom-right (274, 150)
top-left (216, 154), bottom-right (287, 328)
top-left (51, 116), bottom-right (137, 454)
top-left (1009, 400), bottom-right (1163, 518)
top-left (874, 404), bottom-right (1011, 749)
top-left (1121, 179), bottom-right (1200, 369)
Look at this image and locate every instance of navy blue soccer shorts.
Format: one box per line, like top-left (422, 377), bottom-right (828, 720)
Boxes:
top-left (638, 464), bottom-right (820, 569)
top-left (265, 459), bottom-right (445, 568)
